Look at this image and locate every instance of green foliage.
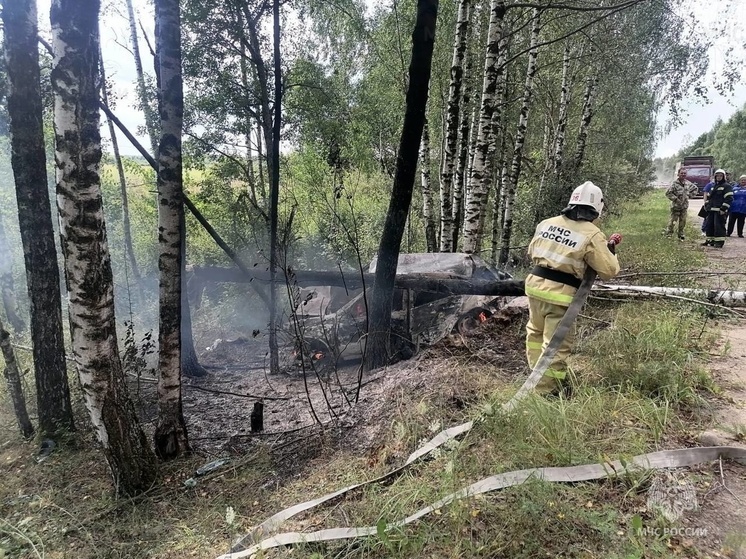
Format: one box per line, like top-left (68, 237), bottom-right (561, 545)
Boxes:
top-left (679, 107), bottom-right (746, 176)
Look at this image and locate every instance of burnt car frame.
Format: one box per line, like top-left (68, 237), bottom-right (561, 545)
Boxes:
top-left (283, 253), bottom-right (512, 368)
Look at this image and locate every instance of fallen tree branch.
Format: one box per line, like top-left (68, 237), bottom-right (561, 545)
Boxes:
top-left (592, 284), bottom-right (746, 315)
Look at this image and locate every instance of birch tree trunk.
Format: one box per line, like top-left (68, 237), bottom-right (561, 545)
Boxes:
top-left (570, 72), bottom-right (598, 177)
top-left (125, 0), bottom-right (159, 155)
top-left (439, 0), bottom-right (470, 252)
top-left (51, 0), bottom-right (157, 494)
top-left (553, 42), bottom-right (572, 178)
top-left (3, 0), bottom-right (75, 437)
top-left (452, 103), bottom-right (476, 251)
top-left (498, 8), bottom-right (541, 267)
top-left (489, 76), bottom-right (511, 265)
top-left (420, 119), bottom-right (437, 252)
top-left (0, 315), bottom-right (34, 439)
top-left (154, 0), bottom-right (190, 459)
top-left (533, 112), bottom-right (554, 224)
top-left (461, 0), bottom-right (506, 254)
top-left (365, 0), bottom-right (438, 372)
top-left (99, 53), bottom-right (144, 301)
top-left (0, 216), bottom-right (25, 333)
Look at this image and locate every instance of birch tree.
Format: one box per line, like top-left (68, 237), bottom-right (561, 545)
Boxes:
top-left (125, 0), bottom-right (159, 155)
top-left (569, 71), bottom-right (598, 177)
top-left (438, 0), bottom-right (470, 252)
top-left (2, 0), bottom-right (75, 437)
top-left (420, 118), bottom-right (437, 252)
top-left (498, 8), bottom-right (541, 267)
top-left (51, 0), bottom-right (157, 494)
top-left (154, 0), bottom-right (190, 459)
top-left (460, 0), bottom-right (505, 254)
top-left (553, 43), bottom-right (572, 179)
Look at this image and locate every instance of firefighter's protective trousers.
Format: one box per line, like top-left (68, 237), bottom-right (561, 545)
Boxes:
top-left (525, 215), bottom-right (620, 391)
top-left (526, 297), bottom-right (576, 391)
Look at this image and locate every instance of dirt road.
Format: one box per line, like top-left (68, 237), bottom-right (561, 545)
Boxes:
top-left (683, 203), bottom-right (746, 557)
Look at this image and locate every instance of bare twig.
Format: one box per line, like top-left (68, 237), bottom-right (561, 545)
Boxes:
top-left (186, 384), bottom-right (291, 401)
top-left (719, 456), bottom-right (743, 503)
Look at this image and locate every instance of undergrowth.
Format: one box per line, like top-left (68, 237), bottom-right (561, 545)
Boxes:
top-left (0, 189), bottom-right (734, 558)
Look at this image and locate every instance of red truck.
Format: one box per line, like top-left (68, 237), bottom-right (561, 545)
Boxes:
top-left (676, 155), bottom-right (715, 198)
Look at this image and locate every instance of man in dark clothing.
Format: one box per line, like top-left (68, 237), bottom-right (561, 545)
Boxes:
top-left (703, 169), bottom-right (734, 247)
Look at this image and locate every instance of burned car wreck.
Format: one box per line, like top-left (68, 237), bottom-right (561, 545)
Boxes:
top-left (284, 253), bottom-right (514, 369)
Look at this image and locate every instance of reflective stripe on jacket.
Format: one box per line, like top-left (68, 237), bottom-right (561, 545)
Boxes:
top-left (705, 181), bottom-right (733, 213)
top-left (525, 215), bottom-right (620, 307)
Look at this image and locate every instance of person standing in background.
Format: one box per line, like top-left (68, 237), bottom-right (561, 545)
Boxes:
top-left (703, 169), bottom-right (733, 247)
top-left (727, 175), bottom-right (746, 238)
top-left (665, 168), bottom-right (698, 241)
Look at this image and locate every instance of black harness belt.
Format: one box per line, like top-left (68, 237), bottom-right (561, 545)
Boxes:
top-left (530, 265), bottom-right (582, 289)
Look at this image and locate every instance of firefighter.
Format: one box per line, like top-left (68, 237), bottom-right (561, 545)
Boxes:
top-left (525, 181), bottom-right (621, 396)
top-left (702, 169), bottom-right (733, 247)
top-left (664, 168), bottom-right (698, 240)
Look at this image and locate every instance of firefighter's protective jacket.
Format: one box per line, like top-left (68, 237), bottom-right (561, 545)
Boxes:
top-left (525, 215), bottom-right (620, 307)
top-left (704, 180), bottom-right (733, 213)
top-left (666, 179), bottom-right (697, 210)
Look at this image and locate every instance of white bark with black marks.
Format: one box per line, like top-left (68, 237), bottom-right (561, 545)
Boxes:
top-left (461, 0), bottom-right (506, 254)
top-left (439, 0), bottom-right (471, 252)
top-left (452, 103), bottom-right (476, 251)
top-left (420, 119), bottom-right (437, 252)
top-left (498, 8), bottom-right (541, 267)
top-left (3, 0), bottom-right (74, 437)
top-left (553, 42), bottom-right (571, 178)
top-left (154, 0), bottom-right (190, 460)
top-left (571, 72), bottom-right (598, 175)
top-left (51, 0), bottom-right (157, 495)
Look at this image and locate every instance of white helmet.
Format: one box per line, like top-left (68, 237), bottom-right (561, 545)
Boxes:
top-left (714, 168), bottom-right (726, 179)
top-left (568, 181), bottom-right (604, 214)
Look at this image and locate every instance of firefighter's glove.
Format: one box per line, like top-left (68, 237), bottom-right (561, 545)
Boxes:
top-left (608, 233), bottom-right (622, 246)
top-left (720, 209), bottom-right (727, 216)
